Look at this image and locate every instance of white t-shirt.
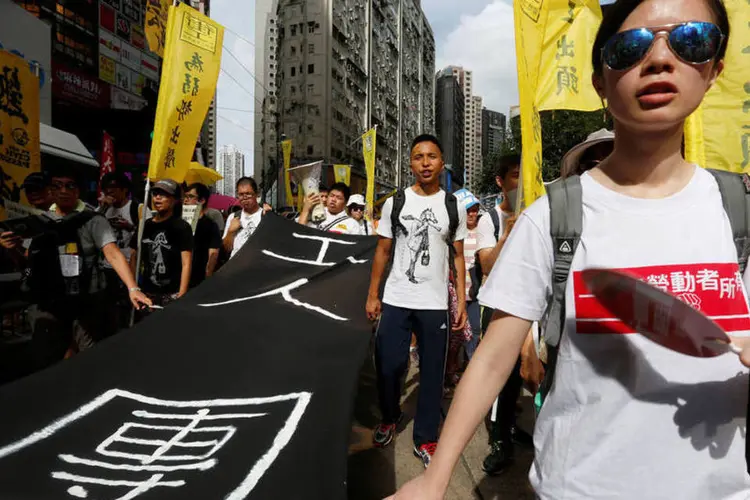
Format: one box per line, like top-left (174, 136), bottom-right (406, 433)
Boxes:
top-left (223, 209), bottom-right (262, 258)
top-left (378, 188), bottom-right (468, 310)
top-left (304, 209), bottom-right (361, 235)
top-left (478, 167), bottom-right (750, 500)
top-left (102, 200), bottom-right (136, 268)
top-left (476, 205), bottom-right (511, 253)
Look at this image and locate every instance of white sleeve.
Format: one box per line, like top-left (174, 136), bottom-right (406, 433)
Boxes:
top-left (454, 203), bottom-right (468, 241)
top-left (477, 198), bottom-right (554, 322)
top-left (377, 198), bottom-right (394, 239)
top-left (476, 211), bottom-right (497, 251)
top-left (222, 213), bottom-right (234, 238)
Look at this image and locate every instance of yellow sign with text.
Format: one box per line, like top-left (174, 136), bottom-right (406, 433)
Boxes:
top-left (536, 0), bottom-right (603, 112)
top-left (362, 128), bottom-right (377, 216)
top-left (148, 4), bottom-right (223, 183)
top-left (145, 0), bottom-right (171, 57)
top-left (685, 0), bottom-right (750, 172)
top-left (0, 50), bottom-right (41, 220)
top-left (334, 164), bottom-right (351, 186)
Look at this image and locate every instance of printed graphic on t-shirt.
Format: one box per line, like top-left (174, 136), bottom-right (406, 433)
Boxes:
top-left (574, 263), bottom-right (750, 335)
top-left (144, 232), bottom-right (171, 287)
top-left (400, 208), bottom-right (442, 284)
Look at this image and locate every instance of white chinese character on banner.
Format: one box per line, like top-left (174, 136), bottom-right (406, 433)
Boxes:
top-left (647, 274), bottom-right (670, 292)
top-left (670, 271), bottom-right (696, 293)
top-left (697, 269), bottom-right (720, 291)
top-left (720, 277), bottom-right (737, 299)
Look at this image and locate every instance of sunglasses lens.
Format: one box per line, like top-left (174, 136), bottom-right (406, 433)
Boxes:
top-left (670, 22), bottom-right (722, 64)
top-left (604, 28), bottom-right (654, 70)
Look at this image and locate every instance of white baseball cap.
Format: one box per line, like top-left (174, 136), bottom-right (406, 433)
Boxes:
top-left (347, 194), bottom-right (366, 207)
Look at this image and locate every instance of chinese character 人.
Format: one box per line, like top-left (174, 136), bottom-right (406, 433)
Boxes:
top-left (556, 66), bottom-right (579, 95)
top-left (170, 125), bottom-right (180, 144)
top-left (164, 148), bottom-right (176, 169)
top-left (176, 100), bottom-right (193, 121)
top-left (0, 65), bottom-right (28, 124)
top-left (185, 53), bottom-right (204, 73)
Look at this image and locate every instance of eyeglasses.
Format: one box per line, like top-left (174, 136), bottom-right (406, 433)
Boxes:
top-left (350, 205), bottom-right (364, 212)
top-left (50, 182), bottom-right (77, 191)
top-left (183, 193), bottom-right (199, 201)
top-left (601, 22), bottom-right (724, 72)
top-left (237, 193), bottom-right (256, 199)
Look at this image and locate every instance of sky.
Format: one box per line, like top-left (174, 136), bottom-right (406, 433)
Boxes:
top-left (211, 0), bottom-right (610, 175)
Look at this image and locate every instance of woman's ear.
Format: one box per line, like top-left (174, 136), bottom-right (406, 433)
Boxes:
top-left (592, 72), bottom-right (606, 99)
top-left (707, 59), bottom-right (724, 89)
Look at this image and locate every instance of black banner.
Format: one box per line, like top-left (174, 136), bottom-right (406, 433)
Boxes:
top-left (0, 214), bottom-right (376, 499)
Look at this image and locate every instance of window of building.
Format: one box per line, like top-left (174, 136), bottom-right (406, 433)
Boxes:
top-left (291, 85), bottom-right (297, 94)
top-left (307, 84), bottom-right (314, 95)
top-left (291, 46), bottom-right (296, 55)
top-left (307, 145), bottom-right (314, 155)
top-left (308, 124), bottom-right (314, 131)
top-left (308, 24), bottom-right (315, 33)
top-left (308, 64), bottom-right (315, 74)
top-left (270, 54), bottom-right (275, 60)
top-left (291, 25), bottom-right (297, 36)
top-left (290, 66), bottom-right (296, 77)
top-left (309, 43), bottom-right (314, 54)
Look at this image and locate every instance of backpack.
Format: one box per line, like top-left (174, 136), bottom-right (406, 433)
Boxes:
top-left (391, 189), bottom-right (460, 279)
top-left (474, 207), bottom-right (503, 283)
top-left (538, 169), bottom-right (750, 404)
top-left (26, 210), bottom-right (101, 305)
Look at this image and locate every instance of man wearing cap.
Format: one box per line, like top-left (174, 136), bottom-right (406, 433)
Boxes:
top-left (347, 194), bottom-right (374, 236)
top-left (129, 179), bottom-right (193, 310)
top-left (560, 129), bottom-right (615, 179)
top-left (22, 172), bottom-right (54, 211)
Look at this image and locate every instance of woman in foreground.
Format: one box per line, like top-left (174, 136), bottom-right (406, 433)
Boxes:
top-left (389, 0), bottom-right (750, 498)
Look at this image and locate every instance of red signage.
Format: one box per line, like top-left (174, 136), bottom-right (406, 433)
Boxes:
top-left (116, 13), bottom-right (131, 41)
top-left (52, 62), bottom-right (111, 108)
top-left (98, 132), bottom-right (115, 198)
top-left (99, 3), bottom-right (116, 33)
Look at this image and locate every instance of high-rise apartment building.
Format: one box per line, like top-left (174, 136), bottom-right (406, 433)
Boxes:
top-left (444, 66), bottom-right (482, 193)
top-left (482, 107), bottom-right (506, 160)
top-left (268, 0), bottom-right (435, 201)
top-left (217, 145), bottom-right (246, 197)
top-left (434, 67), bottom-right (465, 188)
top-left (255, 0), bottom-right (280, 195)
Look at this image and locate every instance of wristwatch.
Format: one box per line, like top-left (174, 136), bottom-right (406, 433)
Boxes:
top-left (129, 287), bottom-right (141, 293)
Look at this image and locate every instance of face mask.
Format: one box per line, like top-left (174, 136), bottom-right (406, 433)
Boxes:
top-left (504, 188), bottom-right (518, 213)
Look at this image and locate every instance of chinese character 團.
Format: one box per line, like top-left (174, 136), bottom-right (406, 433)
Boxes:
top-left (185, 53), bottom-right (204, 73)
top-left (164, 147), bottom-right (176, 169)
top-left (170, 125), bottom-right (180, 145)
top-left (556, 35), bottom-right (575, 60)
top-left (176, 100), bottom-right (193, 121)
top-left (556, 66), bottom-right (579, 95)
top-left (0, 65), bottom-right (28, 124)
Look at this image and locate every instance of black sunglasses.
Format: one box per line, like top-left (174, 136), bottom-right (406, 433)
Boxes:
top-left (50, 182), bottom-right (78, 191)
top-left (602, 22), bottom-right (724, 72)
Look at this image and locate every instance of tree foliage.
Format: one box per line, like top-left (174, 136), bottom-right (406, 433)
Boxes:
top-left (475, 109), bottom-right (613, 197)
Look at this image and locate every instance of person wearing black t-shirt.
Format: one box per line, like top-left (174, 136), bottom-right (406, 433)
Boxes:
top-left (184, 183), bottom-right (221, 288)
top-left (130, 179), bottom-right (193, 308)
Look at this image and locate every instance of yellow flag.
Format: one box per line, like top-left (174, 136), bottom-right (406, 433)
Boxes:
top-left (514, 0), bottom-right (551, 209)
top-left (334, 164), bottom-right (351, 186)
top-left (536, 0), bottom-right (603, 112)
top-left (145, 0), bottom-right (171, 58)
top-left (281, 139), bottom-right (293, 206)
top-left (685, 0), bottom-right (750, 172)
top-left (362, 128), bottom-right (377, 216)
top-left (0, 50), bottom-right (41, 221)
top-left (148, 4), bottom-right (224, 183)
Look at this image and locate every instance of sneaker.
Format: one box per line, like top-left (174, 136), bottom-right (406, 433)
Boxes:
top-left (482, 440), bottom-right (514, 476)
top-left (373, 420), bottom-right (398, 448)
top-left (413, 442), bottom-right (437, 468)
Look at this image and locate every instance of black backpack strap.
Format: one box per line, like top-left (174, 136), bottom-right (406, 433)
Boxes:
top-left (129, 199), bottom-right (140, 226)
top-left (539, 176), bottom-right (583, 403)
top-left (707, 169), bottom-right (750, 274)
top-left (444, 192), bottom-right (459, 244)
top-left (320, 214), bottom-right (350, 232)
top-left (391, 189), bottom-right (407, 238)
top-left (490, 207), bottom-right (501, 241)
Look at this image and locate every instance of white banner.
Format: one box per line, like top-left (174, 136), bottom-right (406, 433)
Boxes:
top-left (139, 52), bottom-right (159, 80)
top-left (2, 199), bottom-right (43, 219)
top-left (111, 87), bottom-right (146, 110)
top-left (99, 30), bottom-right (121, 61)
top-left (115, 62), bottom-right (131, 91)
top-left (119, 40), bottom-right (140, 71)
top-left (182, 203), bottom-right (202, 234)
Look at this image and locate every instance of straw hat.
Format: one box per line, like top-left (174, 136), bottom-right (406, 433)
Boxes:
top-left (560, 129), bottom-right (615, 178)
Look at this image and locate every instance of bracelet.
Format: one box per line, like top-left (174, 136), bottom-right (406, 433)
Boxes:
top-left (129, 287), bottom-right (141, 293)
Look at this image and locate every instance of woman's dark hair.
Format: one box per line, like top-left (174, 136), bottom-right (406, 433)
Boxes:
top-left (186, 182), bottom-right (211, 203)
top-left (592, 0), bottom-right (730, 76)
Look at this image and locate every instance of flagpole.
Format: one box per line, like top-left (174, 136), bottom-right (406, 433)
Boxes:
top-left (130, 178), bottom-right (150, 327)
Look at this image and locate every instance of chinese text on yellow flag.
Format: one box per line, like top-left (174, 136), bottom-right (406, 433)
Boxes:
top-left (148, 4), bottom-right (223, 183)
top-left (281, 140), bottom-right (293, 205)
top-left (514, 0), bottom-right (550, 209)
top-left (362, 128), bottom-right (377, 216)
top-left (536, 0), bottom-right (603, 112)
top-left (334, 164), bottom-right (351, 186)
top-left (0, 50), bottom-right (40, 220)
top-left (145, 0), bottom-right (171, 57)
top-left (684, 0), bottom-right (750, 172)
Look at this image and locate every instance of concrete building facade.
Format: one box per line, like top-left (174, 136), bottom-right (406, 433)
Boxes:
top-left (267, 0), bottom-right (435, 200)
top-left (217, 145), bottom-right (246, 197)
top-left (482, 107), bottom-right (506, 160)
top-left (444, 66), bottom-right (482, 193)
top-left (434, 67), bottom-right (465, 188)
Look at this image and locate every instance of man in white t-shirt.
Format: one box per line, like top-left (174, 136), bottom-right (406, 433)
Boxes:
top-left (298, 182), bottom-right (361, 235)
top-left (474, 153), bottom-right (533, 476)
top-left (223, 177), bottom-right (263, 259)
top-left (366, 134), bottom-right (468, 468)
